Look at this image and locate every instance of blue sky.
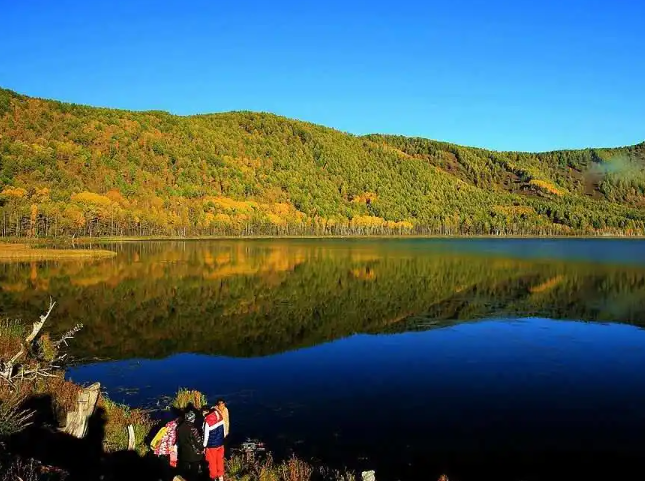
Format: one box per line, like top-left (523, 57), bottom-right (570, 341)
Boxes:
top-left (1, 0), bottom-right (643, 151)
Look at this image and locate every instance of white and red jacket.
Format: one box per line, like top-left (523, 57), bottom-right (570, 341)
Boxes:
top-left (203, 409), bottom-right (225, 448)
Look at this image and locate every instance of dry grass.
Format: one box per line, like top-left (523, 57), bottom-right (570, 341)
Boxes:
top-left (227, 454), bottom-right (356, 481)
top-left (172, 388), bottom-right (207, 410)
top-left (0, 319), bottom-right (24, 356)
top-left (0, 391), bottom-right (34, 438)
top-left (0, 244), bottom-right (115, 261)
top-left (98, 396), bottom-right (153, 455)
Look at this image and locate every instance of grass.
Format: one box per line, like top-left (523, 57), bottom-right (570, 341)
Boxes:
top-left (0, 243), bottom-right (116, 261)
top-left (172, 388), bottom-right (208, 410)
top-left (0, 391), bottom-right (33, 438)
top-left (226, 453), bottom-right (356, 481)
top-left (99, 396), bottom-right (154, 455)
top-left (0, 319), bottom-right (24, 355)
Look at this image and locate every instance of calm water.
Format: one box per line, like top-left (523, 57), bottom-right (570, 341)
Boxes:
top-left (2, 238), bottom-right (645, 480)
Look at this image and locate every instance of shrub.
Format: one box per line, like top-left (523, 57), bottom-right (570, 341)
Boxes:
top-left (36, 334), bottom-right (57, 363)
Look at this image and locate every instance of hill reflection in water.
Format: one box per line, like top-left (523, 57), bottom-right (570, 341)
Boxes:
top-left (1, 239), bottom-right (645, 360)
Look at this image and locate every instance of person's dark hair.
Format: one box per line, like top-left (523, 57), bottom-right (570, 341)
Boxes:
top-left (216, 398), bottom-right (225, 405)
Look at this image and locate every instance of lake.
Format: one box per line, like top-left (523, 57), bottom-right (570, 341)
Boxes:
top-left (2, 238), bottom-right (645, 480)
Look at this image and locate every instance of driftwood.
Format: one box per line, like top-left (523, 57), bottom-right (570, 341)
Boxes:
top-left (63, 382), bottom-right (101, 438)
top-left (0, 298), bottom-right (83, 389)
top-left (1, 298), bottom-right (57, 387)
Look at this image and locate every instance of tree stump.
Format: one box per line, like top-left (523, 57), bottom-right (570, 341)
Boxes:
top-left (63, 382), bottom-right (101, 438)
top-left (127, 424), bottom-right (136, 450)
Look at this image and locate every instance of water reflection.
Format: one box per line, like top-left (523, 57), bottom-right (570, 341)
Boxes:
top-left (0, 239), bottom-right (645, 360)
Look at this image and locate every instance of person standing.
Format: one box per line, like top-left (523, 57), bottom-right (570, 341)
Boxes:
top-left (176, 411), bottom-right (203, 481)
top-left (203, 404), bottom-right (226, 481)
top-left (216, 399), bottom-right (230, 438)
top-left (151, 411), bottom-right (181, 469)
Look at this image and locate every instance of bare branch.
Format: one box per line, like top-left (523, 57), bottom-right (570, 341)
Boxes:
top-left (0, 346), bottom-right (25, 383)
top-left (8, 345), bottom-right (25, 366)
top-left (25, 297), bottom-right (56, 344)
top-left (54, 323), bottom-right (84, 349)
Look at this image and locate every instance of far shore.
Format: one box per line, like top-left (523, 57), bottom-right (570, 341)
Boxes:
top-left (2, 233), bottom-right (644, 246)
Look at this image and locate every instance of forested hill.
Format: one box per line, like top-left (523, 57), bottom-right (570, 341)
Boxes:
top-left (1, 87), bottom-right (644, 237)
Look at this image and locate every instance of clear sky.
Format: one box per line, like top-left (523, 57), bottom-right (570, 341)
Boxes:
top-left (1, 0), bottom-right (643, 151)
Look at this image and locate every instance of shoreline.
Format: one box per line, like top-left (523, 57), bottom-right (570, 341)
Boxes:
top-left (0, 316), bottom-right (358, 481)
top-left (1, 233), bottom-right (644, 246)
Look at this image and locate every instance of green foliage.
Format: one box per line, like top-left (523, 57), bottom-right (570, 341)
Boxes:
top-left (0, 88), bottom-right (644, 237)
top-left (36, 334), bottom-right (57, 363)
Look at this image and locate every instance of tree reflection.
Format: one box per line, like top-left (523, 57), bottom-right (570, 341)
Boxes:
top-left (1, 241), bottom-right (645, 359)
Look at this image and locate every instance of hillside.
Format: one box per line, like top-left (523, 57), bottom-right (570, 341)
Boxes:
top-left (1, 87), bottom-right (644, 237)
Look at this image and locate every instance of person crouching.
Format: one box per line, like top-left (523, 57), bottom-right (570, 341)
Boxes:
top-left (203, 405), bottom-right (226, 481)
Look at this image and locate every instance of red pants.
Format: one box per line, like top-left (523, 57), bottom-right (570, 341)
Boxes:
top-left (205, 446), bottom-right (225, 479)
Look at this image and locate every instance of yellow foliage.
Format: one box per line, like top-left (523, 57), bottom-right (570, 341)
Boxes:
top-left (106, 189), bottom-right (128, 207)
top-left (30, 204), bottom-right (38, 226)
top-left (63, 205), bottom-right (86, 227)
top-left (71, 191), bottom-right (114, 207)
top-left (271, 203), bottom-right (293, 215)
top-left (351, 192), bottom-right (378, 204)
top-left (352, 216), bottom-right (386, 228)
top-left (214, 213), bottom-right (232, 224)
top-left (1, 187), bottom-right (27, 199)
top-left (493, 205), bottom-right (536, 217)
top-left (200, 212), bottom-right (216, 227)
top-left (203, 196), bottom-right (258, 213)
top-left (266, 213), bottom-right (287, 226)
top-left (34, 188), bottom-right (50, 202)
top-left (529, 179), bottom-right (564, 196)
